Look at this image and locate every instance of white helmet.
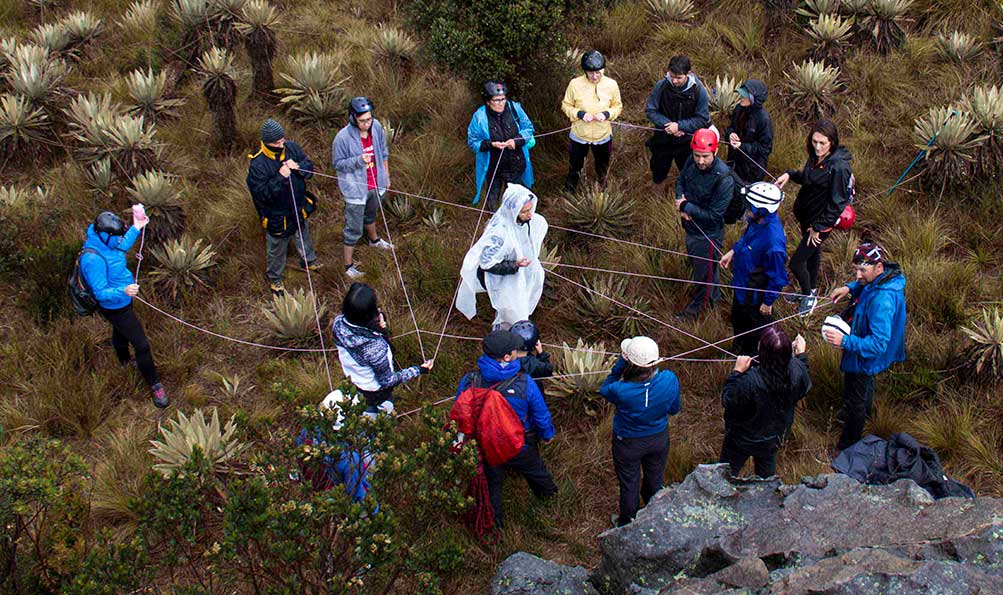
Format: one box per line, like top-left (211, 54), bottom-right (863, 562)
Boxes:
top-left (740, 181), bottom-right (783, 214)
top-left (821, 315), bottom-right (851, 340)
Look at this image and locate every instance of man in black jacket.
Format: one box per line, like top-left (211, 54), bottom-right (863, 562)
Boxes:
top-left (645, 55), bottom-right (710, 197)
top-left (246, 119), bottom-right (319, 295)
top-left (674, 128), bottom-right (734, 318)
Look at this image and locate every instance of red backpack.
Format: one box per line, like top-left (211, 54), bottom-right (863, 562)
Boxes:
top-left (450, 372), bottom-right (525, 466)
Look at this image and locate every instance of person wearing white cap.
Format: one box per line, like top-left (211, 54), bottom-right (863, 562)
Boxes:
top-left (719, 181), bottom-right (789, 356)
top-left (600, 336), bottom-right (681, 527)
top-left (295, 390), bottom-right (375, 501)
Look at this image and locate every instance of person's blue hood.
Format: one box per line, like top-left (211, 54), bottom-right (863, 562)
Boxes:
top-left (870, 264), bottom-right (906, 293)
top-left (476, 354), bottom-right (522, 383)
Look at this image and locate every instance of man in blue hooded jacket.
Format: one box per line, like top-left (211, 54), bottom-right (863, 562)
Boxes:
top-left (80, 211), bottom-right (168, 408)
top-left (825, 242), bottom-right (907, 451)
top-left (454, 330), bottom-right (557, 526)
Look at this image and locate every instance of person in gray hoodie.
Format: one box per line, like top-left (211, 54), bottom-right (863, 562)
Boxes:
top-left (332, 96), bottom-right (394, 280)
top-left (645, 55), bottom-right (711, 197)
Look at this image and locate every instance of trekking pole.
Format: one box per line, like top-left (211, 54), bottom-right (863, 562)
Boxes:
top-left (886, 110), bottom-right (957, 197)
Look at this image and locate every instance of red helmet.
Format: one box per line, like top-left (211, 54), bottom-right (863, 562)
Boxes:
top-left (691, 128), bottom-right (718, 153)
top-left (835, 204), bottom-right (856, 230)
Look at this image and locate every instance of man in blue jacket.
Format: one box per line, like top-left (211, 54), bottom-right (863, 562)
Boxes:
top-left (455, 330), bottom-right (557, 526)
top-left (246, 118), bottom-right (318, 295)
top-left (825, 242), bottom-right (907, 451)
top-left (720, 182), bottom-right (789, 355)
top-left (674, 128), bottom-right (734, 318)
top-left (80, 211), bottom-right (168, 408)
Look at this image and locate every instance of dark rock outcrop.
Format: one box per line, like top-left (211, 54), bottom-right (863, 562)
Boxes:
top-left (491, 464), bottom-right (1003, 594)
top-left (490, 551), bottom-right (598, 595)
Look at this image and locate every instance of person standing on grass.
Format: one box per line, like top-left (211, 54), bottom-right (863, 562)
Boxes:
top-left (600, 336), bottom-right (680, 527)
top-left (80, 211), bottom-right (168, 408)
top-left (467, 81), bottom-right (536, 211)
top-left (723, 79), bottom-right (774, 224)
top-left (561, 50), bottom-right (622, 192)
top-left (776, 119), bottom-right (855, 316)
top-left (645, 55), bottom-right (710, 197)
top-left (457, 184), bottom-right (548, 329)
top-left (824, 242), bottom-right (906, 452)
top-left (673, 128), bottom-right (734, 319)
top-left (719, 182), bottom-right (789, 356)
top-left (246, 118), bottom-right (319, 296)
top-left (332, 282), bottom-right (433, 415)
top-left (720, 328), bottom-right (811, 478)
top-left (454, 330), bottom-right (558, 528)
top-left (332, 97), bottom-right (394, 280)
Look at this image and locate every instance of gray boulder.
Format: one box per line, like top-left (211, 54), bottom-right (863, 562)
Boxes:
top-left (590, 464), bottom-right (1003, 594)
top-left (490, 551), bottom-right (598, 595)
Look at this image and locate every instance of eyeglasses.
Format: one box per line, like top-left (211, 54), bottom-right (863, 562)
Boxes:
top-left (489, 98), bottom-right (507, 104)
top-left (356, 116), bottom-right (373, 123)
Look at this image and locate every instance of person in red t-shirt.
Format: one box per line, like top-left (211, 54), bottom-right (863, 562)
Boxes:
top-left (333, 97), bottom-right (394, 279)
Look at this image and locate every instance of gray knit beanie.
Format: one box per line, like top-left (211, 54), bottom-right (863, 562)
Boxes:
top-left (261, 118), bottom-right (285, 143)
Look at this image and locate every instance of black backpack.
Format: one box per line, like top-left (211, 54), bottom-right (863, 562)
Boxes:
top-left (67, 248), bottom-right (102, 316)
top-left (723, 171), bottom-right (748, 225)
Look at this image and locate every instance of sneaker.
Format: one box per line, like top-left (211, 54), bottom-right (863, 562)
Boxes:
top-left (610, 513), bottom-right (621, 528)
top-left (151, 383), bottom-right (169, 408)
top-left (345, 264), bottom-right (365, 279)
top-left (783, 290), bottom-right (801, 304)
top-left (798, 289), bottom-right (819, 317)
top-left (269, 281), bottom-right (285, 296)
top-left (368, 237), bottom-right (393, 250)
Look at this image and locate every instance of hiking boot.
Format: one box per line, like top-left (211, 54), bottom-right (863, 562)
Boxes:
top-left (293, 260), bottom-right (323, 272)
top-left (269, 281), bottom-right (285, 296)
top-left (151, 383), bottom-right (169, 409)
top-left (345, 264), bottom-right (365, 279)
top-left (798, 289), bottom-right (819, 317)
top-left (368, 237), bottom-right (393, 250)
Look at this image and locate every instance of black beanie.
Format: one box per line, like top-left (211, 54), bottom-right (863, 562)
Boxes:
top-left (261, 119), bottom-right (285, 143)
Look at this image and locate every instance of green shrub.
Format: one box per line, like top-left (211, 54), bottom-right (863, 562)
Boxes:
top-left (17, 238), bottom-right (78, 325)
top-left (405, 0), bottom-right (567, 92)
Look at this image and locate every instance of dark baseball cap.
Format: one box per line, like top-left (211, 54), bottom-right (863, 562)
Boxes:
top-left (483, 330), bottom-right (526, 359)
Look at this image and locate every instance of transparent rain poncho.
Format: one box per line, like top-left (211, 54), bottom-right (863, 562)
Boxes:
top-left (457, 184), bottom-right (548, 327)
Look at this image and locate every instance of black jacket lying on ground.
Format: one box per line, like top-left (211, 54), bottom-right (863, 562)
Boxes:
top-left (721, 354), bottom-right (811, 447)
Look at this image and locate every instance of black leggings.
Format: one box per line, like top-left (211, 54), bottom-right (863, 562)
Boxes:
top-left (99, 303), bottom-right (160, 388)
top-left (788, 228), bottom-right (831, 294)
top-left (567, 139), bottom-right (612, 190)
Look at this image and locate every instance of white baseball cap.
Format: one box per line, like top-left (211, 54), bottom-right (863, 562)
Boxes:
top-left (620, 336), bottom-right (660, 367)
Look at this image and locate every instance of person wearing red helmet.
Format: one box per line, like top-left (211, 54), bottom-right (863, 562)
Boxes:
top-left (776, 119), bottom-right (856, 316)
top-left (673, 127), bottom-right (734, 319)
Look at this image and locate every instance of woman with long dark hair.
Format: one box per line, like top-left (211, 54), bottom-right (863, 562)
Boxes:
top-left (720, 327), bottom-right (812, 478)
top-left (600, 336), bottom-right (681, 527)
top-left (332, 283), bottom-right (433, 413)
top-left (776, 119), bottom-right (854, 315)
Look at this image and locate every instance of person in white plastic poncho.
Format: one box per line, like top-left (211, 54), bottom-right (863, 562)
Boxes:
top-left (457, 184), bottom-right (548, 329)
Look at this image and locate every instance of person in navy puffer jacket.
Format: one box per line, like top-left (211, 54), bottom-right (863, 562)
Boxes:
top-left (601, 336), bottom-right (680, 527)
top-left (824, 242), bottom-right (907, 451)
top-left (80, 211), bottom-right (168, 408)
top-left (455, 330), bottom-right (557, 527)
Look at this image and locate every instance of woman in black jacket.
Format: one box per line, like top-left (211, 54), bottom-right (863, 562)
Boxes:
top-left (720, 327), bottom-right (811, 478)
top-left (776, 119), bottom-right (854, 315)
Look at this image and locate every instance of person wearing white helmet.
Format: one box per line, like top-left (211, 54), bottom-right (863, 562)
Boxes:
top-left (719, 182), bottom-right (789, 356)
top-left (600, 336), bottom-right (681, 527)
